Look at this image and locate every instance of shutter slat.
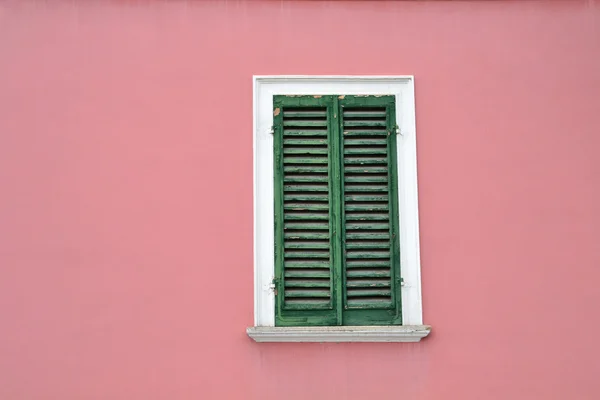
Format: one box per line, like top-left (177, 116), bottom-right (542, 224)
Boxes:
top-left (285, 253), bottom-right (330, 260)
top-left (284, 157), bottom-right (328, 164)
top-left (285, 289), bottom-right (330, 298)
top-left (343, 120), bottom-right (387, 127)
top-left (284, 184), bottom-right (329, 192)
top-left (284, 194), bottom-right (329, 201)
top-left (344, 204), bottom-right (389, 212)
top-left (284, 214), bottom-right (328, 221)
top-left (284, 148), bottom-right (329, 155)
top-left (347, 299), bottom-right (391, 308)
top-left (344, 166), bottom-right (389, 174)
top-left (346, 289), bottom-right (391, 297)
top-left (345, 176), bottom-right (388, 183)
top-left (346, 233), bottom-right (389, 240)
top-left (285, 271), bottom-right (330, 278)
top-left (284, 176), bottom-right (328, 183)
top-left (284, 111), bottom-right (327, 118)
top-left (346, 280), bottom-right (391, 288)
top-left (342, 185), bottom-right (388, 193)
top-left (283, 130), bottom-right (327, 137)
top-left (283, 138), bottom-right (328, 146)
top-left (345, 195), bottom-right (389, 202)
top-left (345, 213), bottom-right (390, 221)
top-left (284, 232), bottom-right (330, 240)
top-left (346, 260), bottom-right (391, 268)
top-left (285, 280), bottom-right (331, 288)
top-left (345, 223), bottom-right (389, 230)
top-left (346, 269), bottom-right (391, 278)
top-left (344, 148), bottom-right (387, 155)
top-left (345, 241), bottom-right (390, 249)
top-left (342, 104), bottom-right (395, 311)
top-left (343, 111), bottom-right (386, 118)
top-left (285, 241), bottom-right (330, 250)
top-left (343, 130), bottom-right (387, 136)
top-left (284, 261), bottom-right (330, 269)
top-left (284, 205), bottom-right (330, 212)
top-left (283, 120), bottom-right (328, 127)
top-left (346, 251), bottom-right (390, 259)
top-left (344, 139), bottom-right (388, 146)
top-left (284, 166), bottom-right (329, 174)
top-left (344, 158), bottom-right (388, 165)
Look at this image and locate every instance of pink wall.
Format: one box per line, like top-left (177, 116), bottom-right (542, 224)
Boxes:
top-left (1, 1), bottom-right (600, 399)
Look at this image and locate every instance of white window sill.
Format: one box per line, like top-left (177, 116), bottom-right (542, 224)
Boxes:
top-left (246, 325), bottom-right (431, 343)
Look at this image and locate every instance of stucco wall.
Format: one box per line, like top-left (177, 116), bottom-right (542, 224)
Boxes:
top-left (1, 1), bottom-right (599, 399)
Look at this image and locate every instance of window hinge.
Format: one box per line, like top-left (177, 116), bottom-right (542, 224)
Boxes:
top-left (270, 277), bottom-right (279, 295)
top-left (270, 126), bottom-right (274, 135)
top-left (396, 125), bottom-right (401, 136)
top-left (400, 277), bottom-right (405, 286)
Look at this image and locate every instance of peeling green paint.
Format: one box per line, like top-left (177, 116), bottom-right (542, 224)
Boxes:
top-left (274, 95), bottom-right (401, 327)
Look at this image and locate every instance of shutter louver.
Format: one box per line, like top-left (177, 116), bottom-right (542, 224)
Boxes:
top-left (274, 95), bottom-right (401, 326)
top-left (282, 106), bottom-right (331, 308)
top-left (340, 97), bottom-right (402, 324)
top-left (274, 96), bottom-right (337, 326)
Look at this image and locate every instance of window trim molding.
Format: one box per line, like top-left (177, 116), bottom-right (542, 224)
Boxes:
top-left (247, 325), bottom-right (431, 343)
top-left (252, 76), bottom-right (426, 341)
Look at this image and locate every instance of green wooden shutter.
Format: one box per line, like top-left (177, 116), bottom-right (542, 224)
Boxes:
top-left (273, 95), bottom-right (338, 326)
top-left (273, 95), bottom-right (402, 326)
top-left (339, 96), bottom-right (402, 325)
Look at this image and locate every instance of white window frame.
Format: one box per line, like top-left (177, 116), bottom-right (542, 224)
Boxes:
top-left (249, 76), bottom-right (429, 342)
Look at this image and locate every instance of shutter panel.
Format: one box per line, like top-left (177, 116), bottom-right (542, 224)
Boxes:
top-left (339, 96), bottom-right (402, 325)
top-left (273, 95), bottom-right (338, 326)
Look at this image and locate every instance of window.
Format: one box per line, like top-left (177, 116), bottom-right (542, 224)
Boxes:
top-left (249, 76), bottom-right (429, 342)
top-left (274, 94), bottom-right (402, 326)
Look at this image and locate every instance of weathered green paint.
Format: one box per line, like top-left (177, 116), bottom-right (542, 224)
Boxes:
top-left (273, 96), bottom-right (286, 324)
top-left (274, 94), bottom-right (402, 327)
top-left (344, 176), bottom-right (388, 183)
top-left (331, 95), bottom-right (344, 326)
top-left (285, 281), bottom-right (331, 288)
top-left (346, 270), bottom-right (391, 278)
top-left (344, 167), bottom-right (389, 174)
top-left (283, 111), bottom-right (327, 118)
top-left (283, 138), bottom-right (328, 146)
top-left (283, 130), bottom-right (327, 137)
top-left (344, 139), bottom-right (388, 146)
top-left (283, 120), bottom-right (328, 127)
top-left (386, 99), bottom-right (403, 324)
top-left (343, 111), bottom-right (386, 117)
top-left (343, 120), bottom-right (387, 127)
top-left (284, 169), bottom-right (329, 176)
top-left (346, 233), bottom-right (390, 240)
top-left (283, 176), bottom-right (328, 183)
top-left (344, 148), bottom-right (388, 155)
top-left (340, 95), bottom-right (402, 325)
top-left (345, 213), bottom-right (390, 221)
top-left (344, 195), bottom-right (389, 201)
top-left (345, 242), bottom-right (390, 249)
top-left (283, 148), bottom-right (329, 155)
top-left (284, 232), bottom-right (329, 240)
top-left (345, 260), bottom-right (390, 267)
top-left (283, 158), bottom-right (328, 164)
top-left (342, 130), bottom-right (388, 136)
top-left (284, 185), bottom-right (329, 192)
top-left (274, 95), bottom-right (336, 326)
top-left (344, 158), bottom-right (388, 165)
